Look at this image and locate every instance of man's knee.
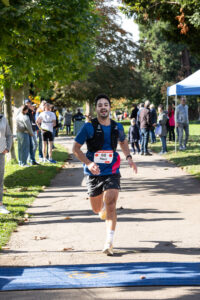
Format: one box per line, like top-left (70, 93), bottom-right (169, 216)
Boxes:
top-left (104, 190), bottom-right (118, 211)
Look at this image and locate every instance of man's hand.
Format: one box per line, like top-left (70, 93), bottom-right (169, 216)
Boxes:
top-left (2, 149), bottom-right (9, 154)
top-left (87, 162), bottom-right (100, 175)
top-left (127, 158), bottom-right (137, 174)
top-left (176, 123), bottom-right (179, 128)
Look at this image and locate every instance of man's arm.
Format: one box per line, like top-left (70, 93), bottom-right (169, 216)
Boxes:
top-left (119, 139), bottom-right (137, 174)
top-left (36, 116), bottom-right (42, 128)
top-left (72, 141), bottom-right (100, 175)
top-left (53, 120), bottom-right (56, 127)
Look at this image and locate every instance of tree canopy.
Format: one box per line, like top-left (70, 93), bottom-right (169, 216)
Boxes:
top-left (121, 0), bottom-right (200, 58)
top-left (52, 0), bottom-right (142, 110)
top-left (0, 0), bottom-right (99, 89)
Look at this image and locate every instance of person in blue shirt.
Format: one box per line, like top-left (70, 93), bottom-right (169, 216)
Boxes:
top-left (73, 94), bottom-right (137, 256)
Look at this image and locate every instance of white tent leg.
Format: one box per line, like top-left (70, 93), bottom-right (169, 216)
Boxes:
top-left (175, 95), bottom-right (177, 153)
top-left (166, 96), bottom-right (168, 111)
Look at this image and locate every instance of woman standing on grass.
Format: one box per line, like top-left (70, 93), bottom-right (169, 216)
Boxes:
top-left (16, 105), bottom-right (34, 167)
top-left (0, 111), bottom-right (12, 214)
top-left (168, 104), bottom-right (175, 141)
top-left (158, 104), bottom-right (168, 155)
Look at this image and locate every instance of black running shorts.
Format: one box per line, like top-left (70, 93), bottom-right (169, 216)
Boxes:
top-left (86, 174), bottom-right (121, 197)
top-left (42, 130), bottom-right (53, 142)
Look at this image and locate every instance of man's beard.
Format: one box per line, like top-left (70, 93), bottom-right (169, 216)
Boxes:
top-left (99, 110), bottom-right (109, 119)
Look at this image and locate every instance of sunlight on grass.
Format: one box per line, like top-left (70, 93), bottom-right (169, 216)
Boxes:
top-left (0, 144), bottom-right (68, 249)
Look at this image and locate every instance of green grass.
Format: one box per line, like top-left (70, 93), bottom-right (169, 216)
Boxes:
top-left (0, 144), bottom-right (68, 249)
top-left (120, 120), bottom-right (200, 180)
top-left (135, 122), bottom-right (200, 181)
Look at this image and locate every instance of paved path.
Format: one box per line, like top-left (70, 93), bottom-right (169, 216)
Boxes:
top-left (1, 136), bottom-right (200, 299)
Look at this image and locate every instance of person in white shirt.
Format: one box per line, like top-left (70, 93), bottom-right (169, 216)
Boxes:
top-left (36, 103), bottom-right (56, 163)
top-left (0, 113), bottom-right (12, 214)
top-left (176, 97), bottom-right (189, 150)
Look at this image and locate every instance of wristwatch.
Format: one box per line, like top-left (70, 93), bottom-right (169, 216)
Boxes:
top-left (126, 154), bottom-right (132, 160)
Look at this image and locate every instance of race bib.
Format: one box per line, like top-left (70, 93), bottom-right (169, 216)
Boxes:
top-left (94, 150), bottom-right (113, 164)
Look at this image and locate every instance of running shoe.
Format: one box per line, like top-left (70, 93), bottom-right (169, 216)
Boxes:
top-left (0, 205), bottom-right (10, 214)
top-left (102, 243), bottom-right (113, 256)
top-left (48, 159), bottom-right (57, 164)
top-left (99, 206), bottom-right (106, 220)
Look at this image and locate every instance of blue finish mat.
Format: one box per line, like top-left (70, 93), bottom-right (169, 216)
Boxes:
top-left (1, 262), bottom-right (200, 291)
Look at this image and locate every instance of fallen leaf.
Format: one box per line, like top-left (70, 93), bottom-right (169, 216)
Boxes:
top-left (62, 247), bottom-right (73, 251)
top-left (48, 261), bottom-right (52, 265)
top-left (140, 275), bottom-right (146, 279)
top-left (64, 216), bottom-right (71, 220)
top-left (34, 236), bottom-right (47, 240)
top-left (18, 221), bottom-right (24, 225)
top-left (37, 170), bottom-right (44, 174)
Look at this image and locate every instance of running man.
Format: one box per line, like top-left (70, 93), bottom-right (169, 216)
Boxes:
top-left (73, 94), bottom-right (137, 255)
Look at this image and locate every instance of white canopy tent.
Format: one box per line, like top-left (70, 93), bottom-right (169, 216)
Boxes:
top-left (167, 69), bottom-right (200, 152)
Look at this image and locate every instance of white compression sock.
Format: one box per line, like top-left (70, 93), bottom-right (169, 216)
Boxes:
top-left (106, 230), bottom-right (115, 246)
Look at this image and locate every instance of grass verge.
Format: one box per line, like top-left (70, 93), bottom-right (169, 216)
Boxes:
top-left (120, 120), bottom-right (200, 180)
top-left (0, 144), bottom-right (68, 249)
top-left (150, 123), bottom-right (200, 180)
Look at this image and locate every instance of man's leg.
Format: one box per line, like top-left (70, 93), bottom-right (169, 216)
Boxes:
top-left (29, 135), bottom-right (34, 164)
top-left (184, 124), bottom-right (189, 147)
top-left (178, 124), bottom-right (183, 148)
top-left (143, 129), bottom-right (149, 153)
top-left (21, 133), bottom-right (30, 165)
top-left (0, 154), bottom-right (5, 204)
top-left (140, 129), bottom-right (144, 154)
top-left (90, 194), bottom-right (104, 214)
top-left (104, 189), bottom-right (119, 232)
top-left (49, 141), bottom-right (53, 160)
top-left (38, 130), bottom-right (43, 159)
top-left (43, 141), bottom-right (47, 160)
top-left (146, 129), bottom-right (150, 152)
top-left (17, 132), bottom-right (22, 165)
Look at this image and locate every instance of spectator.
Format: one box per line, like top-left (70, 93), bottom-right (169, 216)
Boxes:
top-left (136, 103), bottom-right (144, 144)
top-left (150, 104), bottom-right (157, 143)
top-left (35, 100), bottom-right (47, 161)
top-left (72, 109), bottom-right (85, 122)
top-left (25, 99), bottom-right (39, 165)
top-left (64, 109), bottom-right (72, 135)
top-left (176, 97), bottom-right (189, 150)
top-left (0, 113), bottom-right (12, 214)
top-left (128, 118), bottom-right (140, 154)
top-left (16, 105), bottom-right (34, 167)
top-left (168, 104), bottom-right (175, 141)
top-left (50, 105), bottom-right (59, 148)
top-left (158, 104), bottom-right (168, 154)
top-left (36, 103), bottom-right (56, 163)
top-left (139, 100), bottom-right (152, 155)
top-left (136, 103), bottom-right (144, 128)
top-left (130, 104), bottom-right (138, 119)
top-left (72, 108), bottom-right (85, 135)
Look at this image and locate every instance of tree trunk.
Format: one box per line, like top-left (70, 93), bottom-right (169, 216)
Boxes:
top-left (3, 85), bottom-right (17, 161)
top-left (181, 48), bottom-right (191, 77)
top-left (85, 99), bottom-right (94, 119)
